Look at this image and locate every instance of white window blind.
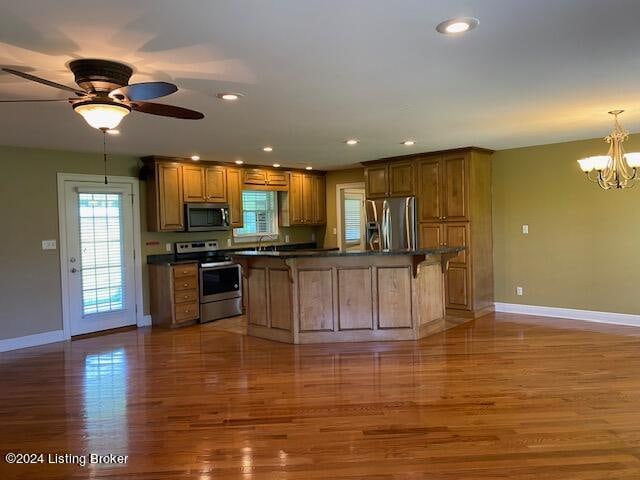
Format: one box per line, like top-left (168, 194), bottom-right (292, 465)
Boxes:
top-left (344, 196), bottom-right (363, 244)
top-left (78, 193), bottom-right (125, 315)
top-left (234, 190), bottom-right (278, 236)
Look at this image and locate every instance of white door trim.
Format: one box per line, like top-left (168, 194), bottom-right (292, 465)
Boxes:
top-left (335, 182), bottom-right (365, 250)
top-left (57, 173), bottom-right (144, 339)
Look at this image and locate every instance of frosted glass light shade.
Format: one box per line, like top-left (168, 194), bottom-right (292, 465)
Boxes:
top-left (73, 102), bottom-right (130, 130)
top-left (578, 155), bottom-right (610, 172)
top-left (624, 152), bottom-right (640, 167)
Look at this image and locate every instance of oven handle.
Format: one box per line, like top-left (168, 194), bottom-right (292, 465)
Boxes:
top-left (200, 261), bottom-right (236, 268)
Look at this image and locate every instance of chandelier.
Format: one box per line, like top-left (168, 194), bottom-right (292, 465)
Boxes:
top-left (577, 110), bottom-right (640, 189)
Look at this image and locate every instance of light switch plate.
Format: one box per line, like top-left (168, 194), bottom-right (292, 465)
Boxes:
top-left (165, 243), bottom-right (172, 252)
top-left (516, 286), bottom-right (523, 296)
top-left (311, 233), bottom-right (316, 242)
top-left (285, 234), bottom-right (290, 243)
top-left (332, 227), bottom-right (337, 235)
top-left (42, 239), bottom-right (57, 250)
top-left (522, 224), bottom-right (529, 234)
top-left (227, 238), bottom-right (232, 247)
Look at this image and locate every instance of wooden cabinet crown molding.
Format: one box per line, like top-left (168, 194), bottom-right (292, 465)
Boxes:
top-left (360, 146), bottom-right (494, 166)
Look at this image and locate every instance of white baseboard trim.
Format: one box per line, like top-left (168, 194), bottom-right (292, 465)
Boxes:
top-left (495, 302), bottom-right (640, 328)
top-left (0, 329), bottom-right (67, 353)
top-left (138, 315), bottom-right (152, 327)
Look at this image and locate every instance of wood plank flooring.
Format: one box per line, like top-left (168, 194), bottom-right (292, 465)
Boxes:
top-left (1, 313), bottom-right (640, 479)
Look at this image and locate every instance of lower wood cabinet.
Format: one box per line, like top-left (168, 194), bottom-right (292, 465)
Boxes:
top-left (149, 263), bottom-right (200, 327)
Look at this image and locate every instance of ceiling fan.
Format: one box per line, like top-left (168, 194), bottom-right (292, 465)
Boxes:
top-left (0, 59), bottom-right (205, 130)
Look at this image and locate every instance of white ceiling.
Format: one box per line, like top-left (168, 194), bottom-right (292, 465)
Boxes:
top-left (1, 0), bottom-right (640, 169)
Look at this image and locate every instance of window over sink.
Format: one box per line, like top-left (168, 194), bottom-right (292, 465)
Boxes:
top-left (233, 190), bottom-right (279, 241)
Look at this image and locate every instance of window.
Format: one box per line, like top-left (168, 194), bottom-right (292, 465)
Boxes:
top-left (343, 192), bottom-right (364, 245)
top-left (233, 190), bottom-right (278, 238)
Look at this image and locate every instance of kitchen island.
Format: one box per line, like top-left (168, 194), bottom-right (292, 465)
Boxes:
top-left (230, 248), bottom-right (463, 344)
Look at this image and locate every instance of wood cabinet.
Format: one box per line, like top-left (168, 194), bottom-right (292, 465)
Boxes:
top-left (226, 167), bottom-right (243, 228)
top-left (205, 166), bottom-right (227, 202)
top-left (365, 161), bottom-right (414, 198)
top-left (149, 262), bottom-right (199, 327)
top-left (368, 147), bottom-right (492, 318)
top-left (182, 164), bottom-right (206, 203)
top-left (243, 168), bottom-right (289, 189)
top-left (146, 161), bottom-right (184, 232)
top-left (279, 172), bottom-right (326, 226)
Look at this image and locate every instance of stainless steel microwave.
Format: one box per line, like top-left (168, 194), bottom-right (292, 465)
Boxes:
top-left (185, 203), bottom-right (231, 231)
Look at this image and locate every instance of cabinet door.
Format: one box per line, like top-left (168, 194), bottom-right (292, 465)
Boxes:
top-left (389, 161), bottom-right (414, 196)
top-left (302, 174), bottom-right (314, 223)
top-left (417, 157), bottom-right (442, 222)
top-left (205, 166), bottom-right (227, 202)
top-left (289, 173), bottom-right (304, 225)
top-left (243, 168), bottom-right (267, 186)
top-left (419, 223), bottom-right (443, 249)
top-left (365, 165), bottom-right (388, 198)
top-left (443, 154), bottom-right (468, 221)
top-left (312, 175), bottom-right (326, 224)
top-left (267, 171), bottom-right (289, 187)
top-left (226, 167), bottom-right (243, 228)
top-left (182, 165), bottom-right (206, 202)
top-left (157, 163), bottom-right (184, 231)
top-left (443, 223), bottom-right (468, 265)
top-left (445, 266), bottom-right (469, 310)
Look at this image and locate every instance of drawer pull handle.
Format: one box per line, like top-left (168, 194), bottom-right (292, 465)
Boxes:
top-left (183, 283), bottom-right (188, 287)
top-left (184, 295), bottom-right (189, 299)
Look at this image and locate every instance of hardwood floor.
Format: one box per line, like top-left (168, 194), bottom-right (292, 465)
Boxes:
top-left (2, 313), bottom-right (640, 479)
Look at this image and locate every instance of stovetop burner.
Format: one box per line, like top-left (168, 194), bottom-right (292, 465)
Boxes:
top-left (174, 240), bottom-right (231, 265)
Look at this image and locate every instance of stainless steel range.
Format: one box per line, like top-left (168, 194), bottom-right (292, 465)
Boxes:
top-left (174, 241), bottom-right (242, 323)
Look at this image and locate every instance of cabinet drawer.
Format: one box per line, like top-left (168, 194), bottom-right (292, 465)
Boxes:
top-left (174, 276), bottom-right (197, 291)
top-left (173, 264), bottom-right (198, 278)
top-left (174, 302), bottom-right (199, 322)
top-left (174, 289), bottom-right (198, 304)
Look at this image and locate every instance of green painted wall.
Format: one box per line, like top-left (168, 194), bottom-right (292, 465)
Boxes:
top-left (492, 133), bottom-right (640, 314)
top-left (0, 145), bottom-right (320, 340)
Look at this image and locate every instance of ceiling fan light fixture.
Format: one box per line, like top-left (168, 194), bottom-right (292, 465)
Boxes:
top-left (73, 101), bottom-right (130, 130)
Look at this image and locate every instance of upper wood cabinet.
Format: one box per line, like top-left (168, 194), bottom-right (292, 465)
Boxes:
top-left (417, 153), bottom-right (468, 222)
top-left (205, 166), bottom-right (227, 202)
top-left (243, 168), bottom-right (289, 190)
top-left (182, 165), bottom-right (206, 203)
top-left (226, 167), bottom-right (243, 228)
top-left (279, 172), bottom-right (326, 226)
top-left (146, 161), bottom-right (184, 232)
top-left (365, 162), bottom-right (414, 198)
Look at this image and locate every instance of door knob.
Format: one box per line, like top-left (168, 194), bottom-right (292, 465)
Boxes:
top-left (70, 268), bottom-right (78, 273)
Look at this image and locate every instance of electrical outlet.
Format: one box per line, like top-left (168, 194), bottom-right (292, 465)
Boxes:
top-left (332, 227), bottom-right (337, 235)
top-left (285, 234), bottom-right (290, 243)
top-left (311, 232), bottom-right (316, 242)
top-left (42, 239), bottom-right (57, 250)
top-left (516, 286), bottom-right (523, 296)
top-left (165, 243), bottom-right (172, 252)
top-left (522, 224), bottom-right (529, 234)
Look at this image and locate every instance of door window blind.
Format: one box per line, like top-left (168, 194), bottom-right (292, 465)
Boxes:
top-left (234, 190), bottom-right (278, 236)
top-left (78, 193), bottom-right (125, 315)
top-left (344, 196), bottom-right (363, 244)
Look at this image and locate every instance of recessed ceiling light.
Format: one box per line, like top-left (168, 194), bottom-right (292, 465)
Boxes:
top-left (235, 160), bottom-right (244, 165)
top-left (106, 129), bottom-right (120, 135)
top-left (273, 163), bottom-right (281, 168)
top-left (402, 140), bottom-right (416, 146)
top-left (305, 166), bottom-right (313, 170)
top-left (262, 146), bottom-right (273, 152)
top-left (436, 17), bottom-right (479, 34)
top-left (216, 93), bottom-right (243, 101)
top-left (191, 155), bottom-right (200, 161)
top-left (345, 139), bottom-right (359, 145)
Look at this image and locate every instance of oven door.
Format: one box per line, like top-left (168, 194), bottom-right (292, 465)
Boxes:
top-left (199, 263), bottom-right (242, 302)
top-left (186, 203), bottom-right (231, 232)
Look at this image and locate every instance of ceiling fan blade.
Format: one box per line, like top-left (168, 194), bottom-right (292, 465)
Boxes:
top-left (1, 68), bottom-right (86, 96)
top-left (0, 98), bottom-right (70, 103)
top-left (131, 101), bottom-right (204, 120)
top-left (110, 82), bottom-right (177, 101)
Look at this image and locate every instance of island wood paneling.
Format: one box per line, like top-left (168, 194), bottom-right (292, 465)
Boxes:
top-left (269, 269), bottom-right (292, 331)
top-left (248, 268), bottom-right (268, 326)
top-left (298, 269), bottom-right (334, 332)
top-left (337, 268), bottom-right (373, 330)
top-left (377, 266), bottom-right (412, 329)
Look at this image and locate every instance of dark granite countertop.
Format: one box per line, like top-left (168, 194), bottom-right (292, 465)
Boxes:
top-left (228, 246), bottom-right (464, 259)
top-left (147, 242), bottom-right (327, 265)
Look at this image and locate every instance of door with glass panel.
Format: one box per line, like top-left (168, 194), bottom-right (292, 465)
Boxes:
top-left (341, 189), bottom-right (366, 250)
top-left (64, 182), bottom-right (136, 335)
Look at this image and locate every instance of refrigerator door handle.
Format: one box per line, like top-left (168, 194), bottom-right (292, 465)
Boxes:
top-left (382, 201), bottom-right (390, 251)
top-left (405, 197), bottom-right (412, 250)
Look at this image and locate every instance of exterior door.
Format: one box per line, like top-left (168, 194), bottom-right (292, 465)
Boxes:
top-left (64, 181), bottom-right (137, 336)
top-left (341, 189), bottom-right (366, 250)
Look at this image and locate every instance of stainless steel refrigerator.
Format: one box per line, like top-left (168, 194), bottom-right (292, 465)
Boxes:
top-left (365, 196), bottom-right (416, 251)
